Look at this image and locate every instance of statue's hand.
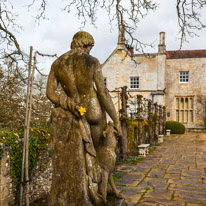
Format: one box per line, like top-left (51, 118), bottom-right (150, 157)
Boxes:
top-left (67, 98), bottom-right (80, 118)
top-left (114, 121), bottom-right (122, 138)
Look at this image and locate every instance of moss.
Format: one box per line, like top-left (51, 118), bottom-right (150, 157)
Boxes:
top-left (166, 121), bottom-right (185, 134)
top-left (153, 113), bottom-right (158, 122)
top-left (144, 187), bottom-right (151, 191)
top-left (0, 144), bottom-right (4, 159)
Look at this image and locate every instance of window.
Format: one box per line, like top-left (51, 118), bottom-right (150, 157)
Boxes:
top-left (179, 71), bottom-right (189, 83)
top-left (103, 77), bottom-right (107, 86)
top-left (130, 77), bottom-right (139, 89)
top-left (176, 97), bottom-right (193, 123)
top-left (128, 103), bottom-right (138, 119)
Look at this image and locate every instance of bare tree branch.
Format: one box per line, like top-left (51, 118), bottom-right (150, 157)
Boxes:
top-left (176, 0), bottom-right (206, 49)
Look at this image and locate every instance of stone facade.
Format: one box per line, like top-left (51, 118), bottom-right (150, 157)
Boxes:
top-left (102, 31), bottom-right (206, 128)
top-left (165, 55), bottom-right (206, 128)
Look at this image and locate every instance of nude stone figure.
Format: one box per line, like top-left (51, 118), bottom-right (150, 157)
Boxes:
top-left (46, 31), bottom-right (121, 151)
top-left (46, 31), bottom-right (123, 205)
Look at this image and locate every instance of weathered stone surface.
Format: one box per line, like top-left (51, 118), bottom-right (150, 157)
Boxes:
top-left (148, 168), bottom-right (166, 178)
top-left (143, 189), bottom-right (174, 199)
top-left (136, 197), bottom-right (185, 206)
top-left (46, 31), bottom-right (123, 206)
top-left (132, 166), bottom-right (151, 173)
top-left (164, 173), bottom-right (180, 179)
top-left (175, 191), bottom-right (206, 200)
top-left (139, 179), bottom-right (169, 189)
top-left (116, 165), bottom-right (136, 173)
top-left (116, 173), bottom-right (144, 186)
top-left (48, 108), bottom-right (93, 206)
top-left (169, 184), bottom-right (206, 194)
top-left (114, 133), bottom-right (206, 205)
top-left (157, 163), bottom-right (169, 169)
top-left (117, 187), bottom-right (145, 204)
top-left (159, 158), bottom-right (176, 165)
top-left (167, 168), bottom-right (182, 174)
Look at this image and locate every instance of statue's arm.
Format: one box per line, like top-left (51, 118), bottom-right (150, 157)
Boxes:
top-left (94, 61), bottom-right (121, 134)
top-left (46, 63), bottom-right (59, 106)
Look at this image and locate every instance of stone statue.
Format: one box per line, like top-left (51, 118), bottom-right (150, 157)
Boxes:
top-left (97, 122), bottom-right (123, 203)
top-left (46, 31), bottom-right (124, 206)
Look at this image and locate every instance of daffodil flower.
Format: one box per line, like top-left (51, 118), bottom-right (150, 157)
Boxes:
top-left (78, 106), bottom-right (86, 116)
top-left (66, 106), bottom-right (87, 139)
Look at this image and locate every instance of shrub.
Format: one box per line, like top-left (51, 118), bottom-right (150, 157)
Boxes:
top-left (166, 121), bottom-right (185, 134)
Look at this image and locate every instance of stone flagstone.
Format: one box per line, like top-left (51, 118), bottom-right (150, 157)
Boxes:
top-left (115, 133), bottom-right (206, 205)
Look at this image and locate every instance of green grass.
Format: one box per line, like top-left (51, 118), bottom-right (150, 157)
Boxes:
top-left (148, 147), bottom-right (155, 153)
top-left (117, 156), bottom-right (145, 165)
top-left (113, 172), bottom-right (125, 182)
top-left (144, 187), bottom-right (151, 191)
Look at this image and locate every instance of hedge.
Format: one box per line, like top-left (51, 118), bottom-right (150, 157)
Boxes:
top-left (166, 121), bottom-right (185, 134)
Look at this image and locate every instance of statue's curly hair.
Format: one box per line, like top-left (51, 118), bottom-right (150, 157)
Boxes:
top-left (71, 31), bottom-right (94, 49)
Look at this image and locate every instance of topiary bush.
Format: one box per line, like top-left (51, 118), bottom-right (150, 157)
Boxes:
top-left (166, 121), bottom-right (185, 134)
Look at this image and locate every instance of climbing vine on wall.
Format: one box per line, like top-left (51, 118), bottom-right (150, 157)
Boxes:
top-left (126, 118), bottom-right (138, 154)
top-left (0, 144), bottom-right (4, 160)
top-left (126, 118), bottom-right (153, 154)
top-left (0, 127), bottom-right (52, 199)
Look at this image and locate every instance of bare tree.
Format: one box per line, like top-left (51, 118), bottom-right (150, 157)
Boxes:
top-left (176, 0), bottom-right (206, 48)
top-left (1, 0), bottom-right (206, 59)
top-left (0, 63), bottom-right (27, 129)
top-left (0, 1), bottom-right (24, 62)
top-left (0, 61), bottom-right (51, 130)
top-left (25, 0), bottom-right (206, 50)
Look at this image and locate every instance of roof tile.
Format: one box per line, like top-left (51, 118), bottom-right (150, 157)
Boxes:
top-left (166, 50), bottom-right (206, 59)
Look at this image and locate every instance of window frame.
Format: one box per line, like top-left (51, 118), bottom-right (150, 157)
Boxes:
top-left (175, 96), bottom-right (194, 123)
top-left (130, 76), bottom-right (139, 89)
top-left (179, 71), bottom-right (189, 83)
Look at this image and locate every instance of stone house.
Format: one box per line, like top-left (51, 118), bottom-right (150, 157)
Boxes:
top-left (102, 28), bottom-right (206, 128)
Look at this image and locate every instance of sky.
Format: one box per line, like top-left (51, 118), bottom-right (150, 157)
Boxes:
top-left (10, 0), bottom-right (206, 75)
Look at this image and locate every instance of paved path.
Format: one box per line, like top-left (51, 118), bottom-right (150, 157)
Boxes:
top-left (115, 133), bottom-right (206, 206)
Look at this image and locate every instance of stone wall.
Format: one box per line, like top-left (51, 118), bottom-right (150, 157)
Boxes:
top-left (0, 147), bottom-right (52, 206)
top-left (102, 48), bottom-right (166, 115)
top-left (29, 150), bottom-right (52, 203)
top-left (165, 57), bottom-right (206, 128)
top-left (0, 149), bottom-right (12, 206)
top-left (102, 43), bottom-right (206, 128)
top-left (103, 49), bottom-right (159, 92)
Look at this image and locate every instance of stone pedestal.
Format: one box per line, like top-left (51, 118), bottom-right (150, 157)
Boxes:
top-left (158, 135), bottom-right (164, 143)
top-left (48, 107), bottom-right (93, 206)
top-left (138, 144), bottom-right (150, 157)
top-left (166, 130), bottom-right (171, 137)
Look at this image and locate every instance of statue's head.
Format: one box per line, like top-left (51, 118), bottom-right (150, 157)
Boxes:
top-left (71, 31), bottom-right (94, 53)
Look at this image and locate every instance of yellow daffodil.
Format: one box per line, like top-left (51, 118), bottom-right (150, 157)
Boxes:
top-left (78, 106), bottom-right (86, 116)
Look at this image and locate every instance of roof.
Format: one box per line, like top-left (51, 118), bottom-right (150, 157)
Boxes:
top-left (166, 50), bottom-right (206, 59)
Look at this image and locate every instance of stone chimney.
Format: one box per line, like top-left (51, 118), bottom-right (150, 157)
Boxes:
top-left (158, 32), bottom-right (166, 53)
top-left (117, 24), bottom-right (126, 48)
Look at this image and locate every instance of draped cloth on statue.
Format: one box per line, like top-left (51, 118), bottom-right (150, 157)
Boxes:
top-left (48, 107), bottom-right (96, 206)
